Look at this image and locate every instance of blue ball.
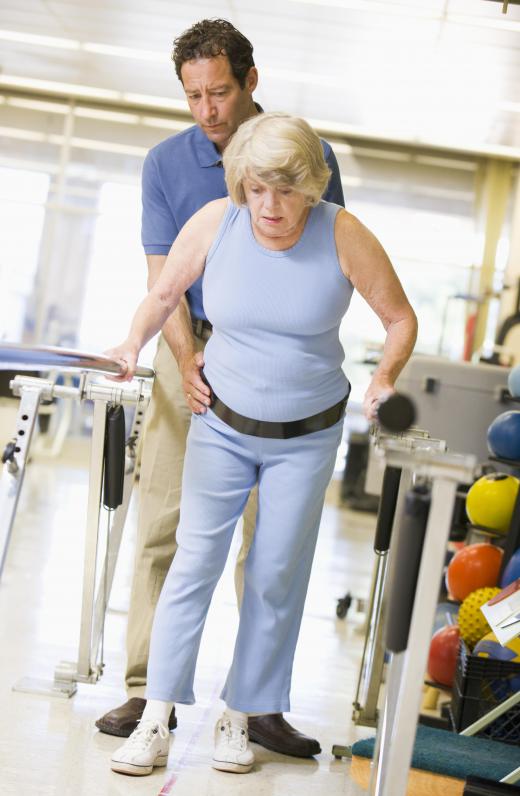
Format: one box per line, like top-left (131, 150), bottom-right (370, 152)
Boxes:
top-left (500, 547), bottom-right (520, 588)
top-left (509, 365), bottom-right (520, 398)
top-left (488, 411), bottom-right (520, 461)
top-left (432, 601), bottom-right (459, 635)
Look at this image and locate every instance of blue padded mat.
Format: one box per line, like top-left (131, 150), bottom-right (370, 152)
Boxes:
top-left (351, 726), bottom-right (519, 781)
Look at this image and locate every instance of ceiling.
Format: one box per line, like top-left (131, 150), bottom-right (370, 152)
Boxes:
top-left (1, 0), bottom-right (520, 156)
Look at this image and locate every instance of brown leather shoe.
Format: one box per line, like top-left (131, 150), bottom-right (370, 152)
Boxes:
top-left (95, 697), bottom-right (177, 738)
top-left (248, 713), bottom-right (321, 758)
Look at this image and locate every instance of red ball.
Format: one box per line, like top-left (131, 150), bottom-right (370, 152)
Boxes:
top-left (427, 625), bottom-right (460, 687)
top-left (446, 543), bottom-right (503, 602)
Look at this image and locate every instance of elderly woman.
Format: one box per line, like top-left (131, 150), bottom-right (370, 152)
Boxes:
top-left (108, 112), bottom-right (417, 776)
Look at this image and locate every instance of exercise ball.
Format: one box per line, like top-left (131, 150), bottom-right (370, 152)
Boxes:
top-left (458, 587), bottom-right (501, 648)
top-left (474, 631), bottom-right (520, 698)
top-left (487, 411), bottom-right (520, 461)
top-left (427, 624), bottom-right (460, 687)
top-left (432, 601), bottom-right (459, 635)
top-left (501, 547), bottom-right (520, 588)
top-left (446, 543), bottom-right (503, 602)
top-left (466, 473), bottom-right (519, 534)
top-left (508, 365), bottom-right (520, 398)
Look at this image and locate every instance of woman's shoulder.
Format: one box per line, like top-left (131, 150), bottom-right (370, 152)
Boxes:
top-left (333, 207), bottom-right (369, 242)
top-left (199, 197), bottom-right (229, 219)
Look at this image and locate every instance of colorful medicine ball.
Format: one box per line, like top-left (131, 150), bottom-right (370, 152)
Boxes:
top-left (446, 543), bottom-right (502, 602)
top-left (466, 473), bottom-right (519, 534)
top-left (508, 365), bottom-right (520, 398)
top-left (458, 587), bottom-right (501, 648)
top-left (500, 547), bottom-right (520, 588)
top-left (487, 411), bottom-right (520, 461)
top-left (427, 624), bottom-right (460, 688)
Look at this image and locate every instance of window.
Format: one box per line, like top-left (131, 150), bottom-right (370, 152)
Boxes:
top-left (0, 167), bottom-right (49, 341)
top-left (77, 181), bottom-right (157, 366)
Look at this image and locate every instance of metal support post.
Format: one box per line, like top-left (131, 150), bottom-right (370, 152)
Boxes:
top-left (0, 386), bottom-right (43, 579)
top-left (77, 398), bottom-right (108, 682)
top-left (369, 447), bottom-right (476, 796)
top-left (90, 392), bottom-right (149, 665)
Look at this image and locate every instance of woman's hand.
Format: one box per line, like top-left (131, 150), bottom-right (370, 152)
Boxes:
top-left (180, 350), bottom-right (211, 413)
top-left (104, 341), bottom-right (140, 382)
top-left (363, 377), bottom-right (395, 421)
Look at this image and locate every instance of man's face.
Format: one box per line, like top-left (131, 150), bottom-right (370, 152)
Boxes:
top-left (181, 55), bottom-right (258, 152)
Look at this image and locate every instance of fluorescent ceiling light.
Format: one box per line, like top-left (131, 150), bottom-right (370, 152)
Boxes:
top-left (0, 125), bottom-right (147, 155)
top-left (415, 155), bottom-right (477, 171)
top-left (285, 0), bottom-right (435, 16)
top-left (328, 142), bottom-right (353, 154)
top-left (47, 136), bottom-right (148, 156)
top-left (0, 29), bottom-right (79, 49)
top-left (74, 108), bottom-right (141, 124)
top-left (262, 66), bottom-right (339, 87)
top-left (0, 74), bottom-right (121, 100)
top-left (141, 117), bottom-right (191, 131)
top-left (0, 126), bottom-right (47, 142)
top-left (122, 92), bottom-right (187, 111)
top-left (286, 0), bottom-right (520, 31)
top-left (3, 95), bottom-right (189, 129)
top-left (0, 155), bottom-right (60, 174)
top-left (81, 42), bottom-right (164, 62)
top-left (6, 97), bottom-right (70, 114)
top-left (448, 13), bottom-right (520, 33)
top-left (351, 147), bottom-right (411, 162)
top-left (0, 79), bottom-right (180, 112)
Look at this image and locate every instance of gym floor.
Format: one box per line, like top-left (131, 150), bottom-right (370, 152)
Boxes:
top-left (0, 436), bottom-right (376, 796)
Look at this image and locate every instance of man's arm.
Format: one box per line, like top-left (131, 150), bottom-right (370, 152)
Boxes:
top-left (147, 255), bottom-right (210, 412)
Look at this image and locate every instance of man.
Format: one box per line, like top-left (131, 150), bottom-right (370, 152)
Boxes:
top-left (96, 18), bottom-right (344, 757)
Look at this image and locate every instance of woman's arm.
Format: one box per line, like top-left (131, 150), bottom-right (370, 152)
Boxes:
top-left (107, 198), bottom-right (227, 381)
top-left (335, 209), bottom-right (418, 419)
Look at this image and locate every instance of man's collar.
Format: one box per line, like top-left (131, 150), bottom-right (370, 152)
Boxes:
top-left (194, 126), bottom-right (223, 168)
top-left (195, 103), bottom-right (264, 168)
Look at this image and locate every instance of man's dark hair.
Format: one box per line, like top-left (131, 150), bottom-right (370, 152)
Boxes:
top-left (172, 18), bottom-right (255, 88)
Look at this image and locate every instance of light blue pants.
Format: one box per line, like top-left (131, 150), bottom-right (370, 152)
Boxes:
top-left (145, 408), bottom-right (343, 713)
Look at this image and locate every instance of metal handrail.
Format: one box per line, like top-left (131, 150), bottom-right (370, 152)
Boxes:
top-left (0, 342), bottom-right (154, 380)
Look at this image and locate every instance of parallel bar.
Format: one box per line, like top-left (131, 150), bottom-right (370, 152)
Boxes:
top-left (0, 342), bottom-right (154, 380)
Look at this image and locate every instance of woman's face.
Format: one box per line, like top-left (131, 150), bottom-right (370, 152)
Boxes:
top-left (243, 176), bottom-right (309, 245)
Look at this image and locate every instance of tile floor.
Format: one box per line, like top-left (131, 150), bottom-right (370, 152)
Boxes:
top-left (0, 435), bottom-right (378, 796)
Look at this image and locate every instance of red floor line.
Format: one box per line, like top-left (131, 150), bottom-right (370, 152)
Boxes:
top-left (157, 680), bottom-right (223, 794)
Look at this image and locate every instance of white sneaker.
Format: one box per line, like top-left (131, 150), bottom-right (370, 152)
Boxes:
top-left (212, 714), bottom-right (255, 774)
top-left (111, 719), bottom-right (170, 776)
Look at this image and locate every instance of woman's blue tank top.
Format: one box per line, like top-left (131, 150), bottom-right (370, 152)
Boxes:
top-left (202, 200), bottom-right (354, 422)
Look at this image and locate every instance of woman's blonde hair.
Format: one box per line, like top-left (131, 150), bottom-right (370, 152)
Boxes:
top-left (223, 112), bottom-right (331, 206)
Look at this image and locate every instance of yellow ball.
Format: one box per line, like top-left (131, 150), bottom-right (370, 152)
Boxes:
top-left (458, 587), bottom-right (501, 648)
top-left (466, 473), bottom-right (520, 534)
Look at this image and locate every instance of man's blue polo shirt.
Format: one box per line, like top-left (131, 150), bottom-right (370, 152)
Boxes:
top-left (141, 122), bottom-right (345, 320)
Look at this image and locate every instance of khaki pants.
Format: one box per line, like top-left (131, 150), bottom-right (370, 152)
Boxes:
top-left (125, 334), bottom-right (257, 687)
